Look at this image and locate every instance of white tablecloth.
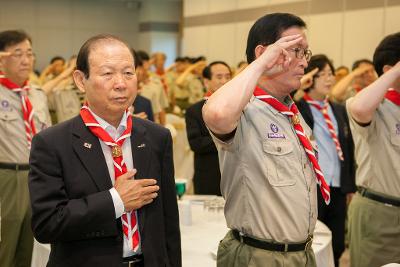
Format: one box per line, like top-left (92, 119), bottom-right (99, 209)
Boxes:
top-left (31, 197), bottom-right (334, 267)
top-left (166, 114), bottom-right (194, 192)
top-left (180, 196), bottom-right (334, 267)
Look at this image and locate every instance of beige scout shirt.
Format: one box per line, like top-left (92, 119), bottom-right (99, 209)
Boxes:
top-left (174, 73), bottom-right (204, 104)
top-left (211, 96), bottom-right (318, 243)
top-left (140, 78), bottom-right (169, 115)
top-left (0, 85), bottom-right (51, 164)
top-left (346, 97), bottom-right (400, 199)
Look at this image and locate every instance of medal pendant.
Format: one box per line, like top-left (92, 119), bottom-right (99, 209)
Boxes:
top-left (292, 114), bottom-right (300, 125)
top-left (112, 145), bottom-right (122, 158)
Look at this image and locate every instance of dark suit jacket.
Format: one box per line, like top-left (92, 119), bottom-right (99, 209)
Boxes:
top-left (185, 100), bottom-right (221, 195)
top-left (296, 98), bottom-right (356, 194)
top-left (29, 116), bottom-right (181, 267)
top-left (134, 95), bottom-right (154, 122)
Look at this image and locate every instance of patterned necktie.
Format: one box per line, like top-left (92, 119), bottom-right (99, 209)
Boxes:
top-left (0, 72), bottom-right (36, 148)
top-left (253, 86), bottom-right (331, 204)
top-left (80, 104), bottom-right (140, 251)
top-left (385, 88), bottom-right (400, 106)
top-left (303, 93), bottom-right (344, 161)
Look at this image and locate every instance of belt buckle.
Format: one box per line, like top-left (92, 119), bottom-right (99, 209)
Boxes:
top-left (305, 236), bottom-right (313, 251)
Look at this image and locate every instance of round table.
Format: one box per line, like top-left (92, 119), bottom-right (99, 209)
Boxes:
top-left (179, 195), bottom-right (334, 267)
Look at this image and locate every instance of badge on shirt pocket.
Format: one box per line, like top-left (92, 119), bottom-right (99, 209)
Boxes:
top-left (0, 100), bottom-right (12, 112)
top-left (267, 123), bottom-right (285, 139)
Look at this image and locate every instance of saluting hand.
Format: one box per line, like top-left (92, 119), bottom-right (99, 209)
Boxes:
top-left (114, 169), bottom-right (160, 212)
top-left (300, 67), bottom-right (319, 90)
top-left (0, 51), bottom-right (11, 61)
top-left (254, 34), bottom-right (303, 77)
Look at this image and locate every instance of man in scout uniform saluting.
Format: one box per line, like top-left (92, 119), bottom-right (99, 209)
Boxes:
top-left (0, 30), bottom-right (51, 267)
top-left (203, 13), bottom-right (330, 267)
top-left (347, 32), bottom-right (400, 267)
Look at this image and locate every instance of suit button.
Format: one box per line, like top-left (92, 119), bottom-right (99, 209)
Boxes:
top-left (277, 147), bottom-right (282, 152)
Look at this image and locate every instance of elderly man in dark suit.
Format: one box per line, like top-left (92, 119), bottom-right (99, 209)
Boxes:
top-left (185, 61), bottom-right (232, 195)
top-left (28, 34), bottom-right (181, 267)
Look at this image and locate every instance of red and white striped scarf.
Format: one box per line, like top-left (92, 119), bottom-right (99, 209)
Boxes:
top-left (155, 70), bottom-right (169, 94)
top-left (254, 86), bottom-right (330, 204)
top-left (385, 88), bottom-right (400, 106)
top-left (0, 72), bottom-right (36, 148)
top-left (80, 104), bottom-right (140, 252)
top-left (303, 93), bottom-right (344, 161)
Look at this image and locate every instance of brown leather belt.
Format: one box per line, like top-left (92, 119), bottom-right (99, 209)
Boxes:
top-left (0, 162), bottom-right (30, 171)
top-left (232, 230), bottom-right (313, 252)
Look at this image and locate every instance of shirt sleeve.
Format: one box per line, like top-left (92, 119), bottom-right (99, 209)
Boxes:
top-left (109, 187), bottom-right (125, 218)
top-left (345, 97), bottom-right (377, 139)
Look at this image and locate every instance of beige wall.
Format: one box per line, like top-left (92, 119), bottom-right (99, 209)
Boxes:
top-left (0, 0), bottom-right (140, 70)
top-left (182, 0), bottom-right (400, 69)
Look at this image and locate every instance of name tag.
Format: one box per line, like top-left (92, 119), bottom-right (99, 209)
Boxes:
top-left (267, 133), bottom-right (285, 139)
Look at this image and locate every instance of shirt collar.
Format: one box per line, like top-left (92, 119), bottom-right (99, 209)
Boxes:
top-left (88, 108), bottom-right (128, 139)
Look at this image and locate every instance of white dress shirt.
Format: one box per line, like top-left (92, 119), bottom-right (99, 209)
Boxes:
top-left (90, 109), bottom-right (141, 257)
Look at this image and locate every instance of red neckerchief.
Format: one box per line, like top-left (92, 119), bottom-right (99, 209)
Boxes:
top-left (353, 85), bottom-right (362, 93)
top-left (385, 88), bottom-right (400, 106)
top-left (303, 93), bottom-right (344, 161)
top-left (203, 90), bottom-right (212, 100)
top-left (253, 86), bottom-right (330, 204)
top-left (0, 72), bottom-right (36, 148)
top-left (155, 69), bottom-right (168, 94)
top-left (80, 104), bottom-right (140, 252)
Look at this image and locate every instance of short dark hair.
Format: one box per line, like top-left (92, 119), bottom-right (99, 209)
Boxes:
top-left (175, 57), bottom-right (185, 63)
top-left (76, 34), bottom-right (133, 78)
top-left (0, 30), bottom-right (31, 51)
top-left (246, 13), bottom-right (306, 63)
top-left (373, 32), bottom-right (400, 76)
top-left (50, 56), bottom-right (65, 64)
top-left (202, 61), bottom-right (232, 80)
top-left (351, 59), bottom-right (373, 71)
top-left (190, 56), bottom-right (206, 64)
top-left (304, 54), bottom-right (335, 91)
top-left (132, 49), bottom-right (142, 68)
top-left (135, 50), bottom-right (150, 62)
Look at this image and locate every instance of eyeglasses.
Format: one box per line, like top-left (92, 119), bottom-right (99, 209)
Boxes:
top-left (11, 51), bottom-right (34, 60)
top-left (289, 47), bottom-right (312, 62)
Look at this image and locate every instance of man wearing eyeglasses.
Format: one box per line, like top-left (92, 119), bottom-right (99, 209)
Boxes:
top-left (0, 30), bottom-right (51, 267)
top-left (203, 13), bottom-right (325, 267)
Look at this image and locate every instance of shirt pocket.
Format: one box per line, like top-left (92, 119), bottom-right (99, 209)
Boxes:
top-left (262, 140), bottom-right (297, 187)
top-left (0, 110), bottom-right (21, 136)
top-left (0, 110), bottom-right (19, 121)
top-left (390, 133), bottom-right (400, 147)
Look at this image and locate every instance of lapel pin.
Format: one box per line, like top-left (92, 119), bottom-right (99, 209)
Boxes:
top-left (84, 142), bottom-right (92, 149)
top-left (137, 143), bottom-right (146, 148)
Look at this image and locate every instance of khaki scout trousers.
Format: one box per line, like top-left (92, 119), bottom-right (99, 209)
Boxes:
top-left (348, 193), bottom-right (400, 267)
top-left (0, 169), bottom-right (33, 267)
top-left (217, 231), bottom-right (316, 267)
